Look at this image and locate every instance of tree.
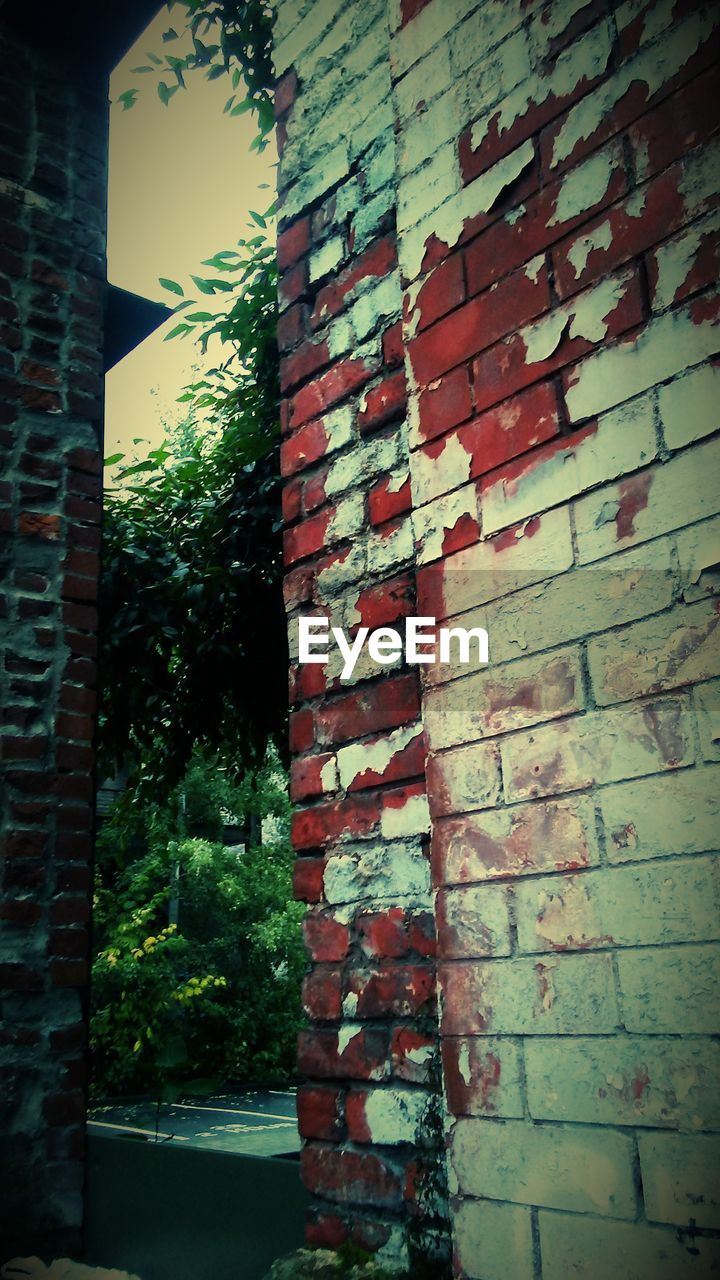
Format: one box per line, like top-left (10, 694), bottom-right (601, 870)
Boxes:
top-left (91, 749), bottom-right (305, 1097)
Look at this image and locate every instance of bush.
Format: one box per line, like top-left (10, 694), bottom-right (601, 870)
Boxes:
top-left (90, 749), bottom-right (305, 1098)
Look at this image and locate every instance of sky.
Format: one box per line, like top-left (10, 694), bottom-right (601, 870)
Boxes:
top-left (105, 5), bottom-right (275, 463)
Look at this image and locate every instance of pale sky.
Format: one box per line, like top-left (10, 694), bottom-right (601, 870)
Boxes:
top-left (105, 5), bottom-right (276, 463)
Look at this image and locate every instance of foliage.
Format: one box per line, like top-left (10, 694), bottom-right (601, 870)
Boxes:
top-left (117, 0), bottom-right (275, 148)
top-left (91, 749), bottom-right (305, 1098)
top-left (99, 214), bottom-right (285, 792)
top-left (100, 0), bottom-right (282, 793)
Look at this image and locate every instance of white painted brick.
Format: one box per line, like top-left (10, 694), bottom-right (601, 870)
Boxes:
top-left (540, 1209), bottom-right (720, 1280)
top-left (412, 485), bottom-right (478, 566)
top-left (501, 696), bottom-right (695, 802)
top-left (600, 765), bottom-right (720, 863)
top-left (439, 882), bottom-right (512, 958)
top-left (695, 677), bottom-right (720, 762)
top-left (514, 856), bottom-right (720, 953)
top-left (659, 361), bottom-right (720, 450)
top-left (470, 20), bottom-right (613, 157)
top-left (587, 599), bottom-right (720, 706)
top-left (424, 646), bottom-right (584, 749)
top-left (575, 437), bottom-right (720, 564)
top-left (450, 1117), bottom-right (636, 1217)
top-left (395, 43), bottom-right (453, 122)
top-left (483, 540), bottom-right (675, 665)
top-left (424, 505), bottom-right (574, 622)
top-left (440, 952), bottom-right (618, 1035)
top-left (550, 8), bottom-right (720, 170)
top-left (453, 1199), bottom-right (534, 1280)
top-left (309, 235), bottom-right (345, 282)
top-left (380, 791), bottom-right (431, 840)
top-left (481, 393), bottom-right (657, 535)
top-left (526, 1035), bottom-right (720, 1130)
top-left (428, 740), bottom-right (502, 816)
top-left (618, 943), bottom-right (720, 1034)
top-left (565, 291), bottom-right (720, 423)
top-left (639, 1132), bottom-right (720, 1228)
top-left (280, 142), bottom-right (350, 222)
top-left (400, 140), bottom-right (535, 282)
top-left (675, 515), bottom-right (720, 603)
top-left (323, 840), bottom-right (431, 906)
top-left (366, 517), bottom-right (414, 576)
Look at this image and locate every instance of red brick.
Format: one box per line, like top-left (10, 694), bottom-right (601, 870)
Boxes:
top-left (410, 253), bottom-right (466, 332)
top-left (419, 380), bottom-right (560, 484)
top-left (301, 1145), bottom-right (402, 1208)
top-left (346, 964), bottom-right (435, 1017)
top-left (291, 793), bottom-right (381, 850)
top-left (278, 216), bottom-right (310, 271)
top-left (311, 236), bottom-right (396, 329)
top-left (283, 507), bottom-right (331, 566)
top-left (369, 475), bottom-right (411, 525)
top-left (289, 708), bottom-right (315, 754)
top-left (302, 967), bottom-right (343, 1020)
top-left (293, 856), bottom-right (325, 902)
top-left (281, 417), bottom-right (330, 477)
top-left (279, 259), bottom-right (308, 308)
top-left (358, 371), bottom-right (407, 432)
top-left (297, 1085), bottom-right (344, 1140)
top-left (409, 259), bottom-right (551, 387)
top-left (347, 727), bottom-right (425, 792)
top-left (297, 1026), bottom-right (389, 1079)
top-left (472, 268), bottom-right (644, 414)
top-left (275, 68), bottom-right (298, 118)
top-left (350, 576), bottom-right (415, 631)
top-left (291, 356), bottom-right (376, 429)
top-left (303, 913), bottom-right (350, 962)
top-left (280, 336), bottom-right (330, 393)
top-left (628, 63), bottom-right (720, 182)
top-left (291, 751), bottom-right (336, 801)
top-left (316, 674), bottom-right (420, 746)
top-left (382, 320), bottom-right (403, 368)
top-left (416, 365), bottom-right (474, 442)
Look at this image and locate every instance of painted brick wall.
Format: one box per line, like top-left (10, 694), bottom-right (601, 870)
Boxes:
top-left (277, 0), bottom-right (720, 1275)
top-left (0, 21), bottom-right (107, 1256)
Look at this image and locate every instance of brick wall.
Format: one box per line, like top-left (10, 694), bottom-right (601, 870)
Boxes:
top-left (276, 0), bottom-right (720, 1274)
top-left (0, 21), bottom-right (106, 1256)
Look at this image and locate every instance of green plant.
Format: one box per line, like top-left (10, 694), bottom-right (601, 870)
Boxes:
top-left (91, 750), bottom-right (305, 1097)
top-left (117, 0), bottom-right (274, 148)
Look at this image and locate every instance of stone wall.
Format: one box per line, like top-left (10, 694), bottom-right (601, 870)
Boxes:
top-left (0, 21), bottom-right (107, 1256)
top-left (276, 0), bottom-right (720, 1274)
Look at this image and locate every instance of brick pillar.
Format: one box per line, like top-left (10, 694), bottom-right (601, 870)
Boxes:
top-left (277, 0), bottom-right (720, 1275)
top-left (275, 2), bottom-right (442, 1266)
top-left (0, 19), bottom-right (106, 1256)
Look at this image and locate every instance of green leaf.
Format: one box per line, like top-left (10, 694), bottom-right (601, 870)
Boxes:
top-left (164, 323), bottom-right (194, 340)
top-left (249, 210), bottom-right (266, 228)
top-left (229, 99), bottom-right (252, 116)
top-left (147, 51), bottom-right (163, 65)
top-left (159, 277), bottom-right (185, 296)
top-left (157, 81), bottom-right (179, 106)
top-left (162, 27), bottom-right (179, 41)
top-left (185, 311), bottom-right (214, 322)
top-left (104, 452), bottom-right (125, 467)
top-left (131, 65), bottom-right (154, 73)
top-left (117, 90), bottom-right (138, 111)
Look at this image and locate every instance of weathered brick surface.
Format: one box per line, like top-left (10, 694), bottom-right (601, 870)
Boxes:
top-left (277, 0), bottom-right (720, 1272)
top-left (0, 17), bottom-right (107, 1256)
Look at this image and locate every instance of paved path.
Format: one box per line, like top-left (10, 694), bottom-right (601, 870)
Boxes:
top-left (88, 1090), bottom-right (300, 1158)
